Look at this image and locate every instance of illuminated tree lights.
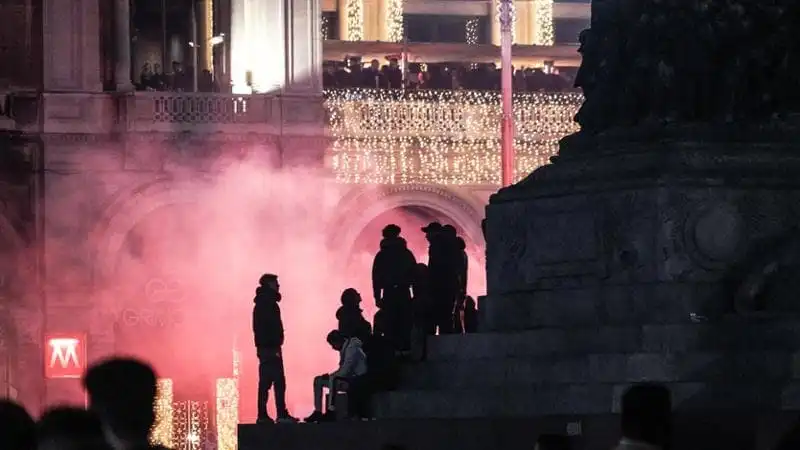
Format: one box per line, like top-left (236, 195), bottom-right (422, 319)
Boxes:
top-left (534, 0), bottom-right (555, 46)
top-left (216, 378), bottom-right (238, 450)
top-left (466, 18), bottom-right (479, 45)
top-left (346, 0), bottom-right (364, 41)
top-left (323, 89), bottom-right (583, 185)
top-left (150, 379), bottom-right (174, 448)
top-left (386, 0), bottom-right (404, 42)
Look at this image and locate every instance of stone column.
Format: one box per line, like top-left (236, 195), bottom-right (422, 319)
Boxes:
top-left (115, 0), bottom-right (134, 91)
top-left (284, 0), bottom-right (322, 93)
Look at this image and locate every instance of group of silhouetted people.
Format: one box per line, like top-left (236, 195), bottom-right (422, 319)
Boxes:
top-left (372, 222), bottom-right (477, 352)
top-left (251, 222), bottom-right (479, 424)
top-left (1, 357), bottom-right (169, 450)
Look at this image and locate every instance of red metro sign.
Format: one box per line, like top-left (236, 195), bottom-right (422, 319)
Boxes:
top-left (44, 334), bottom-right (87, 379)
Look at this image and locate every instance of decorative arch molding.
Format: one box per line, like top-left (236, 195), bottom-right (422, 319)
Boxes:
top-left (330, 184), bottom-right (486, 261)
top-left (90, 178), bottom-right (214, 282)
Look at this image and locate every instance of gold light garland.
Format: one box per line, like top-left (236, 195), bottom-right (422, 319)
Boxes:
top-left (216, 378), bottom-right (239, 450)
top-left (324, 88), bottom-right (583, 185)
top-left (465, 18), bottom-right (479, 45)
top-left (386, 0), bottom-right (404, 42)
top-left (495, 0), bottom-right (518, 44)
top-left (174, 400), bottom-right (210, 450)
top-left (534, 0), bottom-right (554, 46)
top-left (321, 15), bottom-right (329, 40)
top-left (150, 379), bottom-right (174, 448)
top-left (204, 0), bottom-right (214, 71)
top-left (346, 0), bottom-right (364, 41)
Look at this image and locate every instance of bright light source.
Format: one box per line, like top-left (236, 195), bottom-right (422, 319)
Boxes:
top-left (188, 42), bottom-right (196, 47)
top-left (210, 35), bottom-right (224, 46)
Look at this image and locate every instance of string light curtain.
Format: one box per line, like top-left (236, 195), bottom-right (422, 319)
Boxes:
top-left (149, 379), bottom-right (174, 448)
top-left (324, 89), bottom-right (583, 185)
top-left (385, 0), bottom-right (404, 42)
top-left (346, 0), bottom-right (364, 41)
top-left (465, 18), bottom-right (479, 45)
top-left (174, 401), bottom-right (210, 450)
top-left (534, 0), bottom-right (554, 45)
top-left (216, 379), bottom-right (238, 450)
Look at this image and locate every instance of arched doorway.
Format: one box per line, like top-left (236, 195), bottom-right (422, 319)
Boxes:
top-left (330, 186), bottom-right (486, 322)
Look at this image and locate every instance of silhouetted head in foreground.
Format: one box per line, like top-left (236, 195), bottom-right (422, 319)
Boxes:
top-left (0, 399), bottom-right (35, 450)
top-left (620, 383), bottom-right (672, 449)
top-left (382, 224), bottom-right (401, 239)
top-left (82, 357), bottom-right (158, 449)
top-left (259, 273), bottom-right (279, 292)
top-left (340, 288), bottom-right (362, 308)
top-left (535, 434), bottom-right (571, 450)
top-left (326, 329), bottom-right (347, 351)
top-left (37, 406), bottom-right (109, 450)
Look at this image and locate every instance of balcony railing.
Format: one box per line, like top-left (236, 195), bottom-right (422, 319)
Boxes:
top-left (324, 88), bottom-right (584, 185)
top-left (128, 92), bottom-right (279, 132)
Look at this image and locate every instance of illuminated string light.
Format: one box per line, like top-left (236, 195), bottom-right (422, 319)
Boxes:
top-left (321, 15), bottom-right (329, 41)
top-left (324, 89), bottom-right (583, 185)
top-left (346, 0), bottom-right (364, 41)
top-left (150, 379), bottom-right (173, 448)
top-left (466, 18), bottom-right (479, 45)
top-left (216, 378), bottom-right (239, 450)
top-left (204, 0), bottom-right (213, 71)
top-left (495, 0), bottom-right (518, 44)
top-left (174, 400), bottom-right (209, 450)
top-left (534, 0), bottom-right (554, 46)
top-left (386, 0), bottom-right (404, 42)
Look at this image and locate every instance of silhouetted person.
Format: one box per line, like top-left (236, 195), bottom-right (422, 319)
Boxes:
top-left (37, 406), bottom-right (109, 450)
top-left (82, 357), bottom-right (166, 450)
top-left (616, 383), bottom-right (672, 450)
top-left (372, 224), bottom-right (417, 350)
top-left (252, 273), bottom-right (298, 424)
top-left (536, 434), bottom-right (572, 450)
top-left (424, 222), bottom-right (458, 334)
top-left (305, 330), bottom-right (368, 423)
top-left (382, 59), bottom-right (403, 89)
top-left (463, 296), bottom-right (478, 333)
top-left (336, 288), bottom-right (372, 342)
top-left (0, 399), bottom-right (35, 450)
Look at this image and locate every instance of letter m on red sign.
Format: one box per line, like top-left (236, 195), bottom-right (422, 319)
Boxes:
top-left (44, 334), bottom-right (87, 379)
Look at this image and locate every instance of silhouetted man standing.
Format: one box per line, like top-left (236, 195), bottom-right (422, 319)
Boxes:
top-left (372, 224), bottom-right (417, 350)
top-left (425, 222), bottom-right (459, 334)
top-left (252, 274), bottom-right (298, 424)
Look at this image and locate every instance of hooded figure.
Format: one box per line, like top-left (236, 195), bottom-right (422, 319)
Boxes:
top-left (371, 224), bottom-right (417, 350)
top-left (371, 224), bottom-right (417, 306)
top-left (251, 274), bottom-right (297, 424)
top-left (336, 288), bottom-right (372, 342)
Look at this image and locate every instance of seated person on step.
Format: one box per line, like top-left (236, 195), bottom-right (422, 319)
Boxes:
top-left (305, 330), bottom-right (368, 422)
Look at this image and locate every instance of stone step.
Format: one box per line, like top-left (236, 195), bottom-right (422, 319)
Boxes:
top-left (373, 382), bottom-right (800, 419)
top-left (237, 414), bottom-right (787, 450)
top-left (400, 352), bottom-right (800, 389)
top-left (426, 319), bottom-right (800, 361)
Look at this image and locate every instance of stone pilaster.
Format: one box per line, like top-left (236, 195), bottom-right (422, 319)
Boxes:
top-left (283, 0), bottom-right (322, 94)
top-left (114, 0), bottom-right (134, 92)
top-left (42, 0), bottom-right (103, 92)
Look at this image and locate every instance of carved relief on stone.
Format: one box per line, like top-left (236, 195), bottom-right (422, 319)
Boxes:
top-left (683, 204), bottom-right (745, 270)
top-left (485, 202), bottom-right (529, 293)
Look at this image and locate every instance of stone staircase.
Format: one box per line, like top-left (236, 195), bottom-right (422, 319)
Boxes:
top-left (372, 319), bottom-right (800, 418)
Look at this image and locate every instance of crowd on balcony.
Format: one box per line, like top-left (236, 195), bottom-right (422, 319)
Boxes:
top-left (135, 61), bottom-right (220, 92)
top-left (323, 56), bottom-right (578, 92)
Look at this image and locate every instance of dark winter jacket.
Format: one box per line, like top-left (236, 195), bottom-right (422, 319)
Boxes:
top-left (372, 236), bottom-right (417, 301)
top-left (336, 305), bottom-right (372, 342)
top-left (252, 286), bottom-right (284, 349)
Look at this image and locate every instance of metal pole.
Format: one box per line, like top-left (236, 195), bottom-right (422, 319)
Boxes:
top-left (191, 1), bottom-right (199, 92)
top-left (498, 0), bottom-right (515, 187)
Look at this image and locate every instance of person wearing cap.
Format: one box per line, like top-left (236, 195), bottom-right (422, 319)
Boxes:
top-left (371, 224), bottom-right (417, 350)
top-left (252, 274), bottom-right (298, 424)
